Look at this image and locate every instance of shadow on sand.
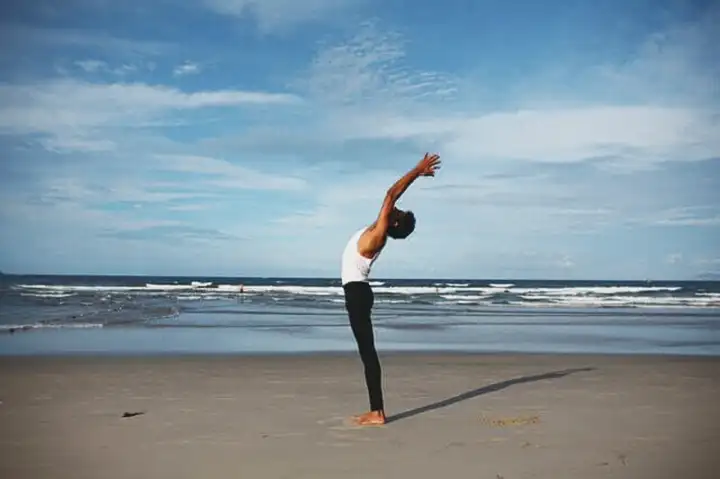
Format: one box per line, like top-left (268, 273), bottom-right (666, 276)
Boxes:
top-left (386, 367), bottom-right (596, 423)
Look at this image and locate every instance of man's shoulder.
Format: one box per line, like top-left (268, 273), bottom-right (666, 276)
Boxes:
top-left (360, 222), bottom-right (377, 234)
top-left (350, 224), bottom-right (371, 238)
top-left (357, 223), bottom-right (386, 255)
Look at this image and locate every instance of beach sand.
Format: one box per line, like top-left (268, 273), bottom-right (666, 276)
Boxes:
top-left (0, 353), bottom-right (718, 479)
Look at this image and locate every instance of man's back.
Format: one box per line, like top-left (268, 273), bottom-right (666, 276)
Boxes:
top-left (341, 227), bottom-right (380, 285)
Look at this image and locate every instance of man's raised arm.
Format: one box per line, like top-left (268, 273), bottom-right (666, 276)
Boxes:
top-left (357, 153), bottom-right (441, 257)
top-left (375, 153), bottom-right (441, 233)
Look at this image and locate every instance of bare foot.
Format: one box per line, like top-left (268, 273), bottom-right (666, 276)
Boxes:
top-left (352, 410), bottom-right (386, 426)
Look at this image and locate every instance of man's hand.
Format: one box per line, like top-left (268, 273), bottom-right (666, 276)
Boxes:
top-left (415, 153), bottom-right (441, 177)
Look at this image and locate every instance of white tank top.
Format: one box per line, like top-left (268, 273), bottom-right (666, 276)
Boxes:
top-left (341, 227), bottom-right (381, 285)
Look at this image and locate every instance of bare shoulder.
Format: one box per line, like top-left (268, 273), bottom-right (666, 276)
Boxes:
top-left (357, 222), bottom-right (385, 259)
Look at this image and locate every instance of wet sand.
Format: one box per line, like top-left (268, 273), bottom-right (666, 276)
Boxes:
top-left (0, 353), bottom-right (718, 478)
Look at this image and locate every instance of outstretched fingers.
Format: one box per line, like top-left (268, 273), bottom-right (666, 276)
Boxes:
top-left (420, 152), bottom-right (441, 176)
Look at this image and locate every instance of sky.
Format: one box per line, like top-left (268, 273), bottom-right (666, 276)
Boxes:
top-left (0, 0), bottom-right (718, 280)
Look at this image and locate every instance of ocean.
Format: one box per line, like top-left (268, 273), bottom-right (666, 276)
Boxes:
top-left (1, 275), bottom-right (719, 356)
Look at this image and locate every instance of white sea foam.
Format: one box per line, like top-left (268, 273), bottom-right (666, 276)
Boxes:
top-left (521, 294), bottom-right (718, 308)
top-left (14, 283), bottom-right (240, 293)
top-left (145, 283), bottom-right (195, 290)
top-left (177, 294), bottom-right (228, 301)
top-left (0, 323), bottom-right (104, 331)
top-left (9, 281), bottom-right (719, 309)
top-left (440, 294), bottom-right (489, 301)
top-left (215, 284), bottom-right (245, 292)
top-left (15, 284), bottom-right (140, 292)
top-left (489, 283), bottom-right (515, 288)
top-left (20, 291), bottom-right (75, 298)
top-left (511, 286), bottom-right (682, 295)
top-left (177, 295), bottom-right (204, 301)
top-left (246, 285), bottom-right (343, 296)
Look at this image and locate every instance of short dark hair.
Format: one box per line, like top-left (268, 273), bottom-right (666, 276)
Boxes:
top-left (387, 210), bottom-right (416, 239)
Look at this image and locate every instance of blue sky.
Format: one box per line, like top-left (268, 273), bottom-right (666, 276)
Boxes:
top-left (0, 0), bottom-right (718, 280)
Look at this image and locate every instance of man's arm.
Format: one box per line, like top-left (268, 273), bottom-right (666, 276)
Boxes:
top-left (376, 167), bottom-right (422, 230)
top-left (358, 153), bottom-right (441, 256)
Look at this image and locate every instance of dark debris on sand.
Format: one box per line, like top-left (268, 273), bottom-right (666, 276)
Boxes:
top-left (121, 411), bottom-right (145, 418)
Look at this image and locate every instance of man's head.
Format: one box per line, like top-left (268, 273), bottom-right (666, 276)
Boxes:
top-left (387, 208), bottom-right (416, 239)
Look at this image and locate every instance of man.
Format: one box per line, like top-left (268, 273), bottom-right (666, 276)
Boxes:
top-left (340, 152), bottom-right (441, 426)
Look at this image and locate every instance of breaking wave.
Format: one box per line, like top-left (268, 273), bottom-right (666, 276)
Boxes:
top-left (10, 280), bottom-right (720, 309)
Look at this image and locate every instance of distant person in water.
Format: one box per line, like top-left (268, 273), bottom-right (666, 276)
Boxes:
top-left (340, 152), bottom-right (441, 426)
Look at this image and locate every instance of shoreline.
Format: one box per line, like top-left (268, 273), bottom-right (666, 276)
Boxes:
top-left (2, 349), bottom-right (720, 360)
top-left (2, 317), bottom-right (718, 357)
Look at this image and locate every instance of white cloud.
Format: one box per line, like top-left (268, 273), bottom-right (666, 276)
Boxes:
top-left (167, 204), bottom-right (212, 212)
top-left (0, 24), bottom-right (170, 58)
top-left (591, 9), bottom-right (720, 107)
top-left (155, 155), bottom-right (307, 191)
top-left (41, 136), bottom-right (117, 153)
top-left (323, 106), bottom-right (719, 166)
top-left (3, 5), bottom-right (717, 278)
top-left (647, 206), bottom-right (720, 227)
top-left (38, 176), bottom-right (211, 206)
top-left (0, 190), bottom-right (236, 250)
top-left (111, 64), bottom-right (139, 76)
top-left (102, 224), bottom-right (239, 243)
top-left (110, 219), bottom-right (186, 231)
top-left (296, 22), bottom-right (456, 109)
top-left (75, 59), bottom-right (107, 73)
top-left (666, 253), bottom-right (683, 265)
top-left (656, 216), bottom-right (720, 227)
top-left (163, 13), bottom-right (717, 237)
top-left (173, 62), bottom-right (201, 76)
top-left (291, 19), bottom-right (719, 168)
top-left (22, 154), bottom-right (307, 222)
top-left (69, 60), bottom-right (139, 77)
top-left (253, 15), bottom-right (720, 277)
top-left (696, 258), bottom-right (720, 266)
top-left (0, 150), bottom-right (307, 261)
top-left (203, 0), bottom-right (361, 33)
top-left (0, 79), bottom-right (302, 152)
top-left (558, 254), bottom-right (575, 269)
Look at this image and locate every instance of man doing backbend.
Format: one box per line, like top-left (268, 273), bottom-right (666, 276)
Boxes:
top-left (340, 152), bottom-right (441, 426)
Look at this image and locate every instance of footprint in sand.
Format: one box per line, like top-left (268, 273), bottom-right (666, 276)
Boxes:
top-left (479, 414), bottom-right (541, 427)
top-left (316, 441), bottom-right (354, 448)
top-left (316, 416), bottom-right (347, 427)
top-left (262, 432), bottom-right (307, 439)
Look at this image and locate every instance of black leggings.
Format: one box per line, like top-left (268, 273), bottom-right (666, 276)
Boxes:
top-left (343, 281), bottom-right (384, 411)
